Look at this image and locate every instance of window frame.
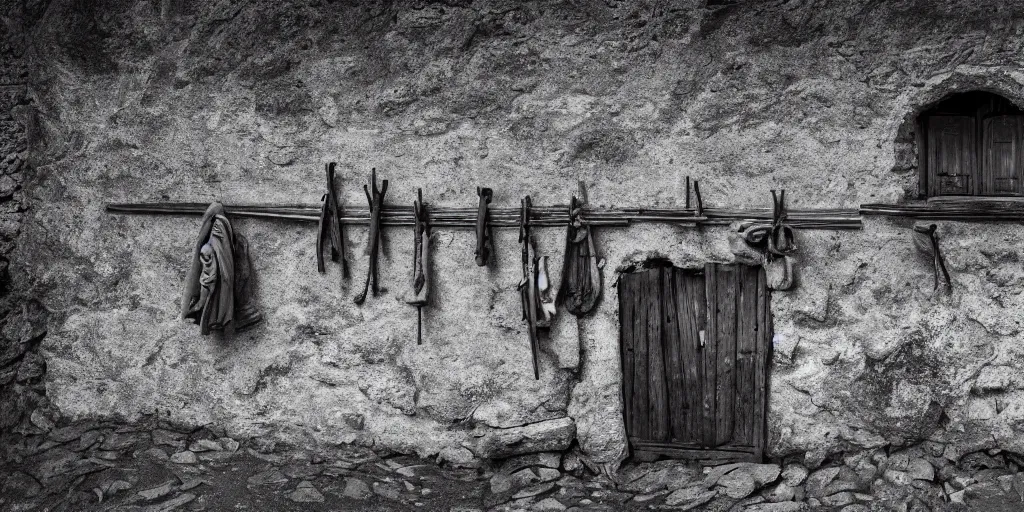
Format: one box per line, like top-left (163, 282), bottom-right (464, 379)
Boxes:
top-left (917, 92), bottom-right (1024, 200)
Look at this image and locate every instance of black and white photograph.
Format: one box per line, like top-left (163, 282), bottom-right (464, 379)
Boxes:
top-left (1, 1), bottom-right (1022, 510)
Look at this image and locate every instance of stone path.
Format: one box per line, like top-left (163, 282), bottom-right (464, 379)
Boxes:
top-left (4, 420), bottom-right (1024, 511)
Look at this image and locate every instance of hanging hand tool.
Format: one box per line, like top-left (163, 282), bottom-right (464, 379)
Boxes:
top-left (406, 189), bottom-right (431, 344)
top-left (317, 162), bottom-right (349, 278)
top-left (354, 168), bottom-right (388, 305)
top-left (769, 189), bottom-right (797, 256)
top-left (518, 196), bottom-right (542, 380)
top-left (913, 223), bottom-right (953, 293)
top-left (475, 187), bottom-right (493, 266)
top-left (693, 179), bottom-right (704, 217)
top-left (740, 189), bottom-right (797, 254)
top-left (557, 181), bottom-right (602, 316)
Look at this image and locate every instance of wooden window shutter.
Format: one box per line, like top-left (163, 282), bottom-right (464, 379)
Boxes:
top-left (927, 115), bottom-right (976, 196)
top-left (983, 115), bottom-right (1024, 195)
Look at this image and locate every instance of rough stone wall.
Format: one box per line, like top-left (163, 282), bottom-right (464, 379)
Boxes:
top-left (22, 0), bottom-right (1024, 466)
top-left (0, 0), bottom-right (52, 442)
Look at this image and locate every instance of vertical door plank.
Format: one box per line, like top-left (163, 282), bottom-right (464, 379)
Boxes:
top-left (662, 268), bottom-right (686, 442)
top-left (632, 271), bottom-right (651, 440)
top-left (647, 268), bottom-right (670, 441)
top-left (691, 270), bottom-right (708, 446)
top-left (676, 270), bottom-right (703, 444)
top-left (733, 265), bottom-right (759, 446)
top-left (714, 265), bottom-right (738, 447)
top-left (702, 263), bottom-right (719, 448)
top-left (619, 273), bottom-right (636, 442)
top-left (753, 266), bottom-right (769, 460)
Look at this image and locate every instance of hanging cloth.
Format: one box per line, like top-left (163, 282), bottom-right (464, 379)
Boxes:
top-left (182, 202), bottom-right (261, 334)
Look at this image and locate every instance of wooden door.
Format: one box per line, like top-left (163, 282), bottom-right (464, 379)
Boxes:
top-left (619, 263), bottom-right (770, 462)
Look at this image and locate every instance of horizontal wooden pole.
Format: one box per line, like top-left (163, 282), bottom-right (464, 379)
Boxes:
top-left (861, 200), bottom-right (1024, 220)
top-left (106, 202), bottom-right (863, 230)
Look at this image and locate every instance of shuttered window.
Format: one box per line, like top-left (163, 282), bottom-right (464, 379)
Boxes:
top-left (921, 92), bottom-right (1024, 198)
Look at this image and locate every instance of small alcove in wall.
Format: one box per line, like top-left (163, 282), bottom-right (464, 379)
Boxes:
top-left (618, 262), bottom-right (771, 462)
top-left (916, 90), bottom-right (1024, 198)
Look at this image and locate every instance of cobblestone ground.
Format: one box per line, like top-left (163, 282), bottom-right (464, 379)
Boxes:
top-left (3, 420), bottom-right (1024, 511)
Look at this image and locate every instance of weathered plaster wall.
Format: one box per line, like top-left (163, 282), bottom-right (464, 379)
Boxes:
top-left (22, 0), bottom-right (1024, 465)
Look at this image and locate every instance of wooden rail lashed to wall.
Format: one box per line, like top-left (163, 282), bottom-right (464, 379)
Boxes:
top-left (861, 197), bottom-right (1024, 221)
top-left (106, 202), bottom-right (864, 230)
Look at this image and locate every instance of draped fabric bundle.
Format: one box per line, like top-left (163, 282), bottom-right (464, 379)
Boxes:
top-left (182, 202), bottom-right (262, 335)
top-left (557, 183), bottom-right (602, 316)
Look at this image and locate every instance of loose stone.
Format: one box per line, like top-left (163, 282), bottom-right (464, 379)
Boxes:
top-left (883, 469), bottom-right (911, 486)
top-left (805, 467), bottom-right (841, 496)
top-left (247, 469), bottom-right (288, 486)
top-left (764, 483), bottom-right (795, 502)
top-left (781, 464), bottom-right (809, 486)
top-left (744, 502), bottom-right (807, 512)
top-left (289, 481), bottom-right (325, 503)
top-left (490, 472), bottom-right (513, 494)
top-left (151, 429), bottom-right (187, 449)
top-left (373, 481), bottom-right (403, 500)
top-left (138, 480), bottom-right (178, 501)
top-left (908, 458), bottom-right (935, 481)
top-left (821, 491), bottom-right (856, 507)
top-left (147, 492), bottom-right (195, 511)
top-left (531, 497), bottom-right (566, 511)
top-left (169, 451), bottom-right (197, 464)
top-left (513, 482), bottom-right (556, 499)
top-left (537, 468), bottom-right (561, 482)
top-left (343, 477), bottom-right (372, 499)
top-left (189, 439), bottom-right (223, 452)
top-left (666, 487), bottom-right (717, 506)
top-left (717, 470), bottom-right (757, 498)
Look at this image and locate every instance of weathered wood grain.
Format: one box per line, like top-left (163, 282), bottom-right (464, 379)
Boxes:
top-left (619, 272), bottom-right (636, 442)
top-left (647, 268), bottom-right (670, 441)
top-left (676, 270), bottom-right (699, 444)
top-left (691, 271), bottom-right (708, 445)
top-left (632, 271), bottom-right (651, 440)
top-left (714, 265), bottom-right (737, 447)
top-left (734, 265), bottom-right (758, 446)
top-left (662, 268), bottom-right (686, 443)
top-left (702, 263), bottom-right (719, 448)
